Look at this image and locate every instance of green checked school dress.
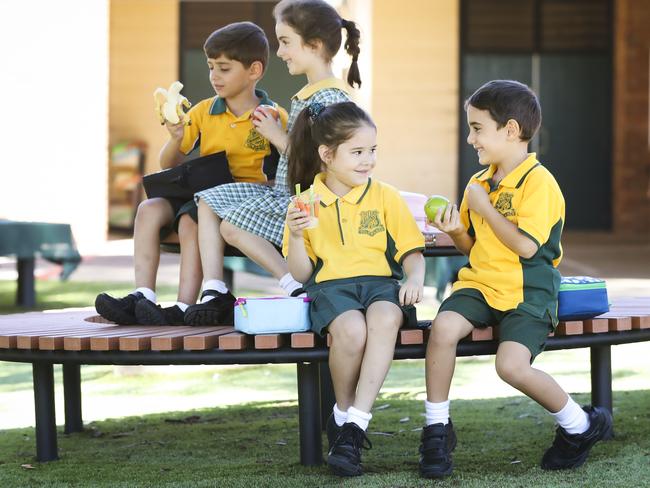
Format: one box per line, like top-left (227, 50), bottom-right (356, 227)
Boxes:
top-left (195, 78), bottom-right (350, 247)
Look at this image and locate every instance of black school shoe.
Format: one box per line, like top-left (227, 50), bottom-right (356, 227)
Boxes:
top-left (94, 291), bottom-right (145, 325)
top-left (327, 422), bottom-right (372, 477)
top-left (325, 413), bottom-right (342, 451)
top-left (418, 420), bottom-right (458, 478)
top-left (135, 300), bottom-right (185, 326)
top-left (541, 405), bottom-right (613, 470)
top-left (184, 289), bottom-right (236, 326)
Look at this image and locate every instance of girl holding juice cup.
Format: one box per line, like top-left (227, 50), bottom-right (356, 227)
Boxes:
top-left (283, 101), bottom-right (426, 477)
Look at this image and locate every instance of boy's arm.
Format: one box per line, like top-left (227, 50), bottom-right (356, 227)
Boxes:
top-left (466, 184), bottom-right (538, 258)
top-left (430, 203), bottom-right (475, 256)
top-left (158, 121), bottom-right (186, 169)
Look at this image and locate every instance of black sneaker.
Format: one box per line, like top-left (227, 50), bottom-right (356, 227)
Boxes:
top-left (327, 422), bottom-right (372, 477)
top-left (184, 289), bottom-right (236, 326)
top-left (135, 300), bottom-right (185, 326)
top-left (541, 405), bottom-right (613, 470)
top-left (325, 413), bottom-right (342, 451)
top-left (94, 292), bottom-right (145, 325)
top-left (419, 420), bottom-right (457, 478)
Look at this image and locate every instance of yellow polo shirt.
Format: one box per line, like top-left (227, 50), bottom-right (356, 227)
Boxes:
top-left (282, 173), bottom-right (425, 285)
top-left (454, 153), bottom-right (565, 320)
top-left (180, 89), bottom-right (288, 183)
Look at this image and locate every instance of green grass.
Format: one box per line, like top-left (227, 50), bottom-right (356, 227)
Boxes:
top-left (0, 390), bottom-right (649, 487)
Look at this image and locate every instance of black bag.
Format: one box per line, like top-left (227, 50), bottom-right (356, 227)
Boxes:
top-left (142, 151), bottom-right (234, 200)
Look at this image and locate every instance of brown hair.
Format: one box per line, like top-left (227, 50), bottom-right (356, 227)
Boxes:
top-left (203, 21), bottom-right (269, 71)
top-left (273, 0), bottom-right (362, 88)
top-left (288, 102), bottom-right (375, 191)
top-left (465, 80), bottom-right (542, 142)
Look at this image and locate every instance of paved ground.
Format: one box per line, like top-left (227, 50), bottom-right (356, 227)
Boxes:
top-left (1, 231), bottom-right (648, 298)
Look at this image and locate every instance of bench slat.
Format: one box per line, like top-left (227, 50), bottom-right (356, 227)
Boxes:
top-left (583, 318), bottom-right (609, 334)
top-left (218, 332), bottom-right (251, 350)
top-left (183, 327), bottom-right (235, 350)
top-left (254, 334), bottom-right (285, 350)
top-left (556, 321), bottom-right (583, 336)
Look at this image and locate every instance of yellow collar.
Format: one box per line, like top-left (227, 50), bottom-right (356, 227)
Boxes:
top-left (293, 78), bottom-right (350, 100)
top-left (312, 172), bottom-right (372, 206)
top-left (477, 153), bottom-right (540, 189)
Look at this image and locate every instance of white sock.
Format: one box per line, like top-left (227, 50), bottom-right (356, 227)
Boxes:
top-left (550, 396), bottom-right (589, 434)
top-left (175, 302), bottom-right (189, 312)
top-left (333, 404), bottom-right (347, 427)
top-left (347, 406), bottom-right (372, 431)
top-left (425, 399), bottom-right (450, 426)
top-left (134, 287), bottom-right (156, 303)
top-left (278, 273), bottom-right (303, 296)
top-left (200, 280), bottom-right (228, 303)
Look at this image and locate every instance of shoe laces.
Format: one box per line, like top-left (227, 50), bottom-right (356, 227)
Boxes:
top-left (335, 424), bottom-right (372, 452)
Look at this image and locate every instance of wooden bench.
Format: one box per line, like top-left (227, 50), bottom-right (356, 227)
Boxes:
top-left (1, 296), bottom-right (649, 466)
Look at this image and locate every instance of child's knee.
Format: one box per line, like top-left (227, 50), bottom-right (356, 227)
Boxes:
top-left (429, 313), bottom-right (467, 347)
top-left (495, 353), bottom-right (529, 386)
top-left (177, 215), bottom-right (198, 238)
top-left (135, 198), bottom-right (171, 226)
top-left (331, 319), bottom-right (366, 353)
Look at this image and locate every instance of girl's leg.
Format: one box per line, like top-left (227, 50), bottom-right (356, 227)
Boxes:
top-left (425, 311), bottom-right (474, 403)
top-left (133, 198), bottom-right (175, 291)
top-left (197, 199), bottom-right (227, 281)
top-left (327, 309), bottom-right (367, 410)
top-left (495, 341), bottom-right (568, 412)
top-left (176, 214), bottom-right (202, 305)
top-left (220, 221), bottom-right (289, 280)
top-left (352, 301), bottom-right (402, 413)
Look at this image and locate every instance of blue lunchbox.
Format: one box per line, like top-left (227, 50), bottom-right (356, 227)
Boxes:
top-left (557, 276), bottom-right (609, 321)
top-left (234, 296), bottom-right (312, 334)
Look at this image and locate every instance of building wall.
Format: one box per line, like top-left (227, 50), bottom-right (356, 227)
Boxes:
top-left (110, 0), bottom-right (179, 175)
top-left (371, 0), bottom-right (459, 201)
top-left (614, 0), bottom-right (650, 237)
top-left (0, 0), bottom-right (109, 250)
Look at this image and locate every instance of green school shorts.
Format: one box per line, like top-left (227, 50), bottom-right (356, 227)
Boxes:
top-left (306, 276), bottom-right (418, 336)
top-left (438, 288), bottom-right (553, 361)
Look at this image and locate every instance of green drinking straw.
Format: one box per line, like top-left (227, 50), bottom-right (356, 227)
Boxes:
top-left (295, 183), bottom-right (301, 196)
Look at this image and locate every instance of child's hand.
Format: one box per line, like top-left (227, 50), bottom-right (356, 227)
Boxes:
top-left (286, 201), bottom-right (311, 237)
top-left (164, 119), bottom-right (185, 141)
top-left (399, 279), bottom-right (423, 306)
top-left (252, 112), bottom-right (285, 144)
top-left (427, 203), bottom-right (465, 237)
top-left (466, 184), bottom-right (491, 216)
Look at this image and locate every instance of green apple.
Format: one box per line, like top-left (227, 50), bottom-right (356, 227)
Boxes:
top-left (424, 195), bottom-right (450, 221)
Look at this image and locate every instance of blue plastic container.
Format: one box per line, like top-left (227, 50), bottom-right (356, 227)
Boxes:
top-left (558, 276), bottom-right (609, 321)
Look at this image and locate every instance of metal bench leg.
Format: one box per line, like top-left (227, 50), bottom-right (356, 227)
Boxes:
top-left (32, 362), bottom-right (58, 461)
top-left (63, 364), bottom-right (83, 433)
top-left (17, 257), bottom-right (36, 307)
top-left (297, 362), bottom-right (322, 466)
top-left (319, 362), bottom-right (335, 430)
top-left (590, 345), bottom-right (614, 439)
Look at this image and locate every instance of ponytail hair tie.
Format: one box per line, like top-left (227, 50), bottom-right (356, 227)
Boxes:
top-left (308, 102), bottom-right (325, 121)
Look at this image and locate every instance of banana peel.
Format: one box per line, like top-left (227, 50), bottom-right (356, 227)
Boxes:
top-left (153, 81), bottom-right (192, 126)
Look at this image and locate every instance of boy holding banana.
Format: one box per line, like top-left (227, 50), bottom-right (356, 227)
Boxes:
top-left (95, 21), bottom-right (288, 325)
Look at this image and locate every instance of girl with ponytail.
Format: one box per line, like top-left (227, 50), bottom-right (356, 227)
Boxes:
top-left (189, 0), bottom-right (361, 325)
top-left (284, 102), bottom-right (426, 477)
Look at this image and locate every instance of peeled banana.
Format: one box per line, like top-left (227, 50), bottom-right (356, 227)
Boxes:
top-left (153, 81), bottom-right (192, 125)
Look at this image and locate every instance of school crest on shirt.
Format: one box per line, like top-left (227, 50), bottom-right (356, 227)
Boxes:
top-left (495, 192), bottom-right (516, 217)
top-left (245, 128), bottom-right (270, 152)
top-left (358, 210), bottom-right (385, 237)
